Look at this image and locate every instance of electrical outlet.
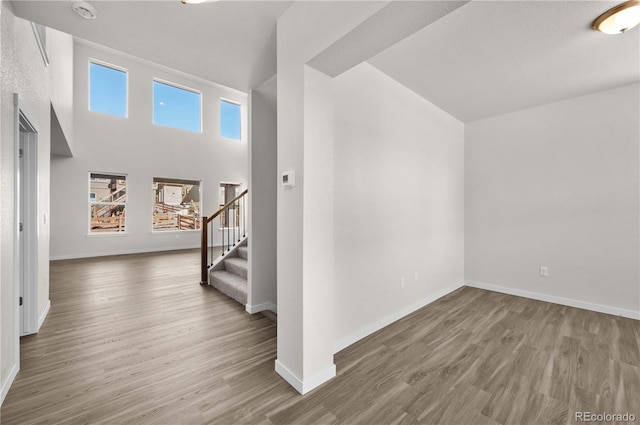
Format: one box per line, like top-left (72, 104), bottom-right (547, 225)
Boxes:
top-left (400, 277), bottom-right (405, 288)
top-left (539, 266), bottom-right (548, 277)
top-left (414, 272), bottom-right (419, 284)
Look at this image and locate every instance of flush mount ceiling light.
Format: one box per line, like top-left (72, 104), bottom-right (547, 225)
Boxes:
top-left (72, 1), bottom-right (97, 20)
top-left (180, 0), bottom-right (210, 4)
top-left (592, 0), bottom-right (640, 34)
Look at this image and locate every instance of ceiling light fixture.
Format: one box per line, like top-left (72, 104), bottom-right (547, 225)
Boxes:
top-left (592, 0), bottom-right (640, 34)
top-left (72, 1), bottom-right (97, 20)
top-left (180, 0), bottom-right (209, 4)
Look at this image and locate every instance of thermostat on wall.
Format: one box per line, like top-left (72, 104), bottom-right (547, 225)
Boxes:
top-left (282, 170), bottom-right (295, 188)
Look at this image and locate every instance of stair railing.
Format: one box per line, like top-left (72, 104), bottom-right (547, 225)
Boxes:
top-left (201, 189), bottom-right (248, 284)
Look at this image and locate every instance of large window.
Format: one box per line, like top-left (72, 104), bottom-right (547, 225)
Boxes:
top-left (153, 178), bottom-right (201, 231)
top-left (89, 61), bottom-right (127, 117)
top-left (89, 173), bottom-right (127, 233)
top-left (153, 80), bottom-right (202, 133)
top-left (220, 99), bottom-right (241, 140)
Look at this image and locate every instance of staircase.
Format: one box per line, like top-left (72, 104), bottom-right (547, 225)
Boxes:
top-left (201, 189), bottom-right (248, 305)
top-left (210, 241), bottom-right (248, 305)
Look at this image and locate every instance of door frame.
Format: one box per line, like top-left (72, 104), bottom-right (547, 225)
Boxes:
top-left (14, 93), bottom-right (39, 339)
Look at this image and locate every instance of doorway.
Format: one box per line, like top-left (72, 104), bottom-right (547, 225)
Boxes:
top-left (16, 100), bottom-right (39, 337)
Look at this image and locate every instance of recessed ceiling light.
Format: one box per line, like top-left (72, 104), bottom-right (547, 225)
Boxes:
top-left (593, 0), bottom-right (640, 34)
top-left (72, 1), bottom-right (97, 20)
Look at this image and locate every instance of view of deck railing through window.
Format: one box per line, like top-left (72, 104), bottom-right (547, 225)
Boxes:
top-left (218, 183), bottom-right (242, 229)
top-left (89, 173), bottom-right (127, 233)
top-left (153, 178), bottom-right (201, 231)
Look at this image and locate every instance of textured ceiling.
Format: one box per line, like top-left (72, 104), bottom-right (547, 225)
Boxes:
top-left (10, 1), bottom-right (640, 122)
top-left (10, 0), bottom-right (293, 92)
top-left (308, 0), bottom-right (469, 77)
top-left (369, 1), bottom-right (640, 122)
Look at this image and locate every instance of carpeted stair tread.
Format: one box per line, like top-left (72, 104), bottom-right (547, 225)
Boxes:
top-left (224, 257), bottom-right (248, 279)
top-left (237, 246), bottom-right (248, 260)
top-left (210, 270), bottom-right (247, 305)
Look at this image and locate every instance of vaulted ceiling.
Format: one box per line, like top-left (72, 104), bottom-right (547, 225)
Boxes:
top-left (369, 1), bottom-right (640, 122)
top-left (11, 0), bottom-right (293, 92)
top-left (11, 0), bottom-right (640, 122)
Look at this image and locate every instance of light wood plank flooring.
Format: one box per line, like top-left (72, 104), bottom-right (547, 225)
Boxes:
top-left (2, 250), bottom-right (639, 424)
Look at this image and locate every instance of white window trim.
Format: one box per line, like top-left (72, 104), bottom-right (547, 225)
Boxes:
top-left (152, 78), bottom-right (203, 133)
top-left (88, 172), bottom-right (128, 235)
top-left (88, 59), bottom-right (129, 118)
top-left (152, 177), bottom-right (202, 233)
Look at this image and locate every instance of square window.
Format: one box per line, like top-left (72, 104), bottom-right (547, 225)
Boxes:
top-left (89, 173), bottom-right (126, 233)
top-left (153, 178), bottom-right (201, 231)
top-left (220, 100), bottom-right (241, 140)
top-left (153, 80), bottom-right (202, 133)
top-left (89, 62), bottom-right (127, 117)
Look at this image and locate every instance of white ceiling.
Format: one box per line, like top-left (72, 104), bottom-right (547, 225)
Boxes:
top-left (10, 0), bottom-right (640, 122)
top-left (369, 0), bottom-right (640, 122)
top-left (10, 0), bottom-right (293, 92)
top-left (308, 0), bottom-right (469, 77)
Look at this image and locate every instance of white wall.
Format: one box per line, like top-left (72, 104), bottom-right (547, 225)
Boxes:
top-left (50, 41), bottom-right (248, 259)
top-left (248, 76), bottom-right (277, 312)
top-left (276, 1), bottom-right (386, 393)
top-left (1, 3), bottom-right (52, 401)
top-left (465, 83), bottom-right (640, 317)
top-left (48, 27), bottom-right (74, 157)
top-left (333, 62), bottom-right (465, 349)
top-left (302, 65), bottom-right (334, 379)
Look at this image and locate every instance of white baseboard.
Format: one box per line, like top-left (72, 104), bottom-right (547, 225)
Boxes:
top-left (465, 280), bottom-right (640, 320)
top-left (37, 300), bottom-right (51, 331)
top-left (1, 363), bottom-right (19, 405)
top-left (275, 359), bottom-right (336, 395)
top-left (246, 302), bottom-right (277, 314)
top-left (333, 282), bottom-right (465, 354)
top-left (50, 244), bottom-right (201, 261)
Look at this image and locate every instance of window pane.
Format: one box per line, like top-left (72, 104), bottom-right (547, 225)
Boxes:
top-left (90, 175), bottom-right (126, 203)
top-left (89, 62), bottom-right (127, 117)
top-left (153, 178), bottom-right (201, 231)
top-left (89, 173), bottom-right (126, 233)
top-left (220, 100), bottom-right (241, 140)
top-left (219, 183), bottom-right (241, 229)
top-left (90, 204), bottom-right (126, 233)
top-left (153, 81), bottom-right (201, 133)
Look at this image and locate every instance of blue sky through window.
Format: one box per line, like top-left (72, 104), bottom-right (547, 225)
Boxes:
top-left (89, 62), bottom-right (127, 117)
top-left (220, 100), bottom-right (241, 140)
top-left (153, 81), bottom-right (201, 133)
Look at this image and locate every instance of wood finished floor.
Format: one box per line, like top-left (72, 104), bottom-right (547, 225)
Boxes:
top-left (2, 250), bottom-right (639, 425)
